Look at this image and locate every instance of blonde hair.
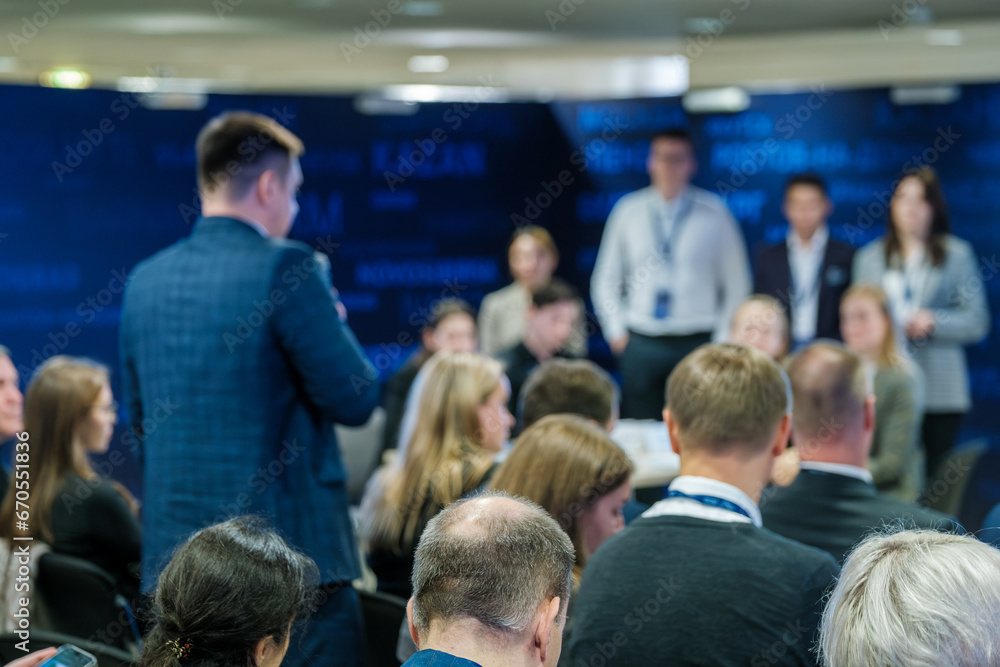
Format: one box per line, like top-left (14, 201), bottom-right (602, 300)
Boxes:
top-left (362, 352), bottom-right (502, 553)
top-left (841, 283), bottom-right (904, 369)
top-left (489, 415), bottom-right (632, 588)
top-left (666, 343), bottom-right (789, 453)
top-left (730, 294), bottom-right (791, 360)
top-left (509, 226), bottom-right (558, 260)
top-left (0, 356), bottom-right (107, 542)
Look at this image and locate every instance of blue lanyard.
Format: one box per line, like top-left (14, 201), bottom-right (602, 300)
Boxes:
top-left (649, 194), bottom-right (694, 261)
top-left (665, 490), bottom-right (754, 521)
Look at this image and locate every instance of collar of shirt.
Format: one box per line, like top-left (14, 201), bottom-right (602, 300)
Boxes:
top-left (236, 216), bottom-right (270, 238)
top-left (799, 460), bottom-right (874, 484)
top-left (655, 186), bottom-right (691, 219)
top-left (787, 224), bottom-right (828, 258)
top-left (642, 475), bottom-right (762, 527)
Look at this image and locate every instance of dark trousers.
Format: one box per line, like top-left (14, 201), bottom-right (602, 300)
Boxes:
top-left (619, 331), bottom-right (712, 420)
top-left (922, 412), bottom-right (964, 480)
top-left (285, 582), bottom-right (363, 667)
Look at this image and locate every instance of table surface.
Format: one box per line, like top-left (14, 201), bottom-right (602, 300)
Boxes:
top-left (610, 419), bottom-right (681, 489)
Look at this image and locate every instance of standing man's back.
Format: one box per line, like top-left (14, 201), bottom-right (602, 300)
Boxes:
top-left (564, 344), bottom-right (838, 667)
top-left (120, 112), bottom-right (379, 667)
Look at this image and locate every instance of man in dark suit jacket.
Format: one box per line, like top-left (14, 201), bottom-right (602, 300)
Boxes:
top-left (754, 173), bottom-right (854, 345)
top-left (564, 344), bottom-right (838, 667)
top-left (120, 112), bottom-right (379, 667)
top-left (762, 343), bottom-right (957, 563)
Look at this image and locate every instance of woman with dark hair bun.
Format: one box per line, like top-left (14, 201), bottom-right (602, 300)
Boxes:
top-left (140, 516), bottom-right (319, 667)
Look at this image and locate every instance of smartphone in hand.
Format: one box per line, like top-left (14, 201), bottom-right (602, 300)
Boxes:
top-left (36, 645), bottom-right (96, 667)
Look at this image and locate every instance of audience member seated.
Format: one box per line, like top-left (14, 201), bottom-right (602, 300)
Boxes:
top-left (819, 529), bottom-right (1000, 667)
top-left (840, 283), bottom-right (925, 501)
top-left (517, 358), bottom-right (618, 433)
top-left (564, 344), bottom-right (839, 667)
top-left (403, 492), bottom-right (573, 667)
top-left (397, 375), bottom-right (629, 663)
top-left (496, 279), bottom-right (581, 420)
top-left (139, 516), bottom-right (318, 667)
top-left (0, 345), bottom-right (24, 499)
top-left (729, 297), bottom-right (800, 486)
top-left (729, 294), bottom-right (791, 361)
top-left (381, 299), bottom-right (477, 453)
top-left (479, 225), bottom-right (586, 357)
top-left (361, 351), bottom-right (512, 598)
top-left (0, 356), bottom-right (141, 606)
top-left (491, 415), bottom-right (632, 590)
top-left (753, 172), bottom-right (855, 346)
top-left (761, 343), bottom-right (956, 564)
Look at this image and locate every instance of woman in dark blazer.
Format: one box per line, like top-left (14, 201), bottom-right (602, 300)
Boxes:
top-left (853, 167), bottom-right (990, 479)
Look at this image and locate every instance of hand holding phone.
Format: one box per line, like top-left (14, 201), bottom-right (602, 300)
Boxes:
top-left (34, 645), bottom-right (97, 667)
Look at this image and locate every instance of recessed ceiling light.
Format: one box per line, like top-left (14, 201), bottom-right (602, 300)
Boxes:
top-left (407, 55), bottom-right (449, 73)
top-left (400, 1), bottom-right (443, 17)
top-left (39, 68), bottom-right (90, 89)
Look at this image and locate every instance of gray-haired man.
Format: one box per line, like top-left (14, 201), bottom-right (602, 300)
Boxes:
top-left (404, 492), bottom-right (574, 667)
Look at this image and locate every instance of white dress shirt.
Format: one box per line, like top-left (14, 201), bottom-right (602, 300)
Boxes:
top-left (591, 186), bottom-right (751, 342)
top-left (642, 475), bottom-right (762, 527)
top-left (798, 460), bottom-right (874, 484)
top-left (786, 225), bottom-right (828, 345)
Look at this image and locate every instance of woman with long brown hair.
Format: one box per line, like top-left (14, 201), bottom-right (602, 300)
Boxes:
top-left (489, 414), bottom-right (633, 590)
top-left (360, 351), bottom-right (512, 598)
top-left (841, 284), bottom-right (924, 501)
top-left (0, 356), bottom-right (141, 603)
top-left (853, 167), bottom-right (990, 480)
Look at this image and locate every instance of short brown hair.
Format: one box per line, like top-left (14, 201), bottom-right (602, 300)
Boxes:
top-left (412, 492), bottom-right (574, 636)
top-left (666, 343), bottom-right (788, 452)
top-left (519, 359), bottom-right (616, 430)
top-left (786, 342), bottom-right (869, 442)
top-left (196, 111), bottom-right (304, 200)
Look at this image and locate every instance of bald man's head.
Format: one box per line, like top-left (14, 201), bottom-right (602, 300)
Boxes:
top-left (411, 492), bottom-right (574, 638)
top-left (786, 343), bottom-right (871, 454)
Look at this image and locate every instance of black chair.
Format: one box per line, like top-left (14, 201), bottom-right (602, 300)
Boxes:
top-left (35, 553), bottom-right (139, 654)
top-left (0, 630), bottom-right (134, 667)
top-left (359, 588), bottom-right (407, 667)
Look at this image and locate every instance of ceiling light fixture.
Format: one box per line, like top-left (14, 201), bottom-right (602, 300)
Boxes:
top-left (39, 68), bottom-right (90, 89)
top-left (407, 55), bottom-right (449, 73)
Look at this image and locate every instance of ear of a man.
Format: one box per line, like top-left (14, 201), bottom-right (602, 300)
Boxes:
top-left (406, 597), bottom-right (421, 649)
top-left (534, 596), bottom-right (562, 665)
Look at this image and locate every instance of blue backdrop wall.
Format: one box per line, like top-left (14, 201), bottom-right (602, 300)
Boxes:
top-left (1, 82), bottom-right (997, 497)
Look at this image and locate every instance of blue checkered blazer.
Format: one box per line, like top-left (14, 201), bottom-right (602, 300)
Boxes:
top-left (120, 216), bottom-right (379, 590)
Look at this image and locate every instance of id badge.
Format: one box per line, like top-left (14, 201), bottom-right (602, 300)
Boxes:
top-left (654, 290), bottom-right (672, 320)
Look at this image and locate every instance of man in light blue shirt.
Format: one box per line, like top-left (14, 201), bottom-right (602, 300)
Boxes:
top-left (591, 128), bottom-right (751, 420)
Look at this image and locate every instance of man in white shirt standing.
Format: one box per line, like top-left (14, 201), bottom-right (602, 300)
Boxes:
top-left (591, 128), bottom-right (751, 420)
top-left (754, 173), bottom-right (854, 348)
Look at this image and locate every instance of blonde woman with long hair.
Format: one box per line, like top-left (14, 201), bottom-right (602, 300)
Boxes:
top-left (0, 356), bottom-right (141, 604)
top-left (361, 351), bottom-right (512, 597)
top-left (490, 414), bottom-right (633, 590)
top-left (841, 283), bottom-right (925, 501)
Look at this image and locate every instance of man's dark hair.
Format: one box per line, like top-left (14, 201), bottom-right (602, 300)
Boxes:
top-left (196, 111), bottom-right (304, 201)
top-left (140, 516), bottom-right (319, 667)
top-left (530, 278), bottom-right (579, 309)
top-left (519, 359), bottom-right (617, 430)
top-left (784, 172), bottom-right (828, 198)
top-left (650, 127), bottom-right (695, 152)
